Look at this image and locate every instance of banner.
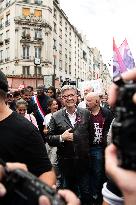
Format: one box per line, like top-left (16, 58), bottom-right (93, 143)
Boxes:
top-left (113, 38), bottom-right (126, 77)
top-left (119, 38), bottom-right (135, 70)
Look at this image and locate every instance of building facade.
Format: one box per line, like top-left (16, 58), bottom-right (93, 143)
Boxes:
top-left (0, 0), bottom-right (111, 90)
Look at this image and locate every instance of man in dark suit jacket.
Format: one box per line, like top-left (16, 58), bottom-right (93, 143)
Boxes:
top-left (47, 85), bottom-right (93, 205)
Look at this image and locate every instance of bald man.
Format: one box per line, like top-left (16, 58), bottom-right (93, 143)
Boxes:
top-left (86, 92), bottom-right (114, 204)
top-left (78, 85), bottom-right (94, 108)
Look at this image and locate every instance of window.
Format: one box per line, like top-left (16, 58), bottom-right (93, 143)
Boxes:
top-left (59, 15), bottom-right (62, 25)
top-left (35, 29), bottom-right (42, 39)
top-left (59, 59), bottom-right (62, 70)
top-left (6, 47), bottom-right (9, 60)
top-left (0, 18), bottom-right (4, 29)
top-left (22, 28), bottom-right (30, 38)
top-left (69, 39), bottom-right (71, 47)
top-left (53, 39), bottom-right (57, 50)
top-left (65, 33), bottom-right (67, 44)
top-left (5, 30), bottom-right (10, 44)
top-left (65, 63), bottom-right (67, 74)
top-left (0, 33), bottom-right (3, 41)
top-left (6, 30), bottom-right (9, 39)
top-left (69, 65), bottom-right (71, 74)
top-left (22, 8), bottom-right (30, 16)
top-left (6, 0), bottom-right (10, 7)
top-left (65, 48), bottom-right (67, 59)
top-left (53, 22), bottom-right (57, 33)
top-left (59, 43), bottom-right (62, 54)
top-left (53, 8), bottom-right (57, 19)
top-left (35, 47), bottom-right (41, 58)
top-left (83, 50), bottom-right (87, 61)
top-left (65, 22), bottom-right (67, 31)
top-left (34, 9), bottom-right (42, 17)
top-left (0, 50), bottom-right (3, 61)
top-left (35, 0), bottom-right (42, 5)
top-left (23, 46), bottom-right (29, 59)
top-left (5, 14), bottom-right (10, 26)
top-left (22, 66), bottom-right (30, 75)
top-left (34, 66), bottom-right (41, 75)
top-left (59, 28), bottom-right (62, 38)
top-left (22, 28), bottom-right (30, 34)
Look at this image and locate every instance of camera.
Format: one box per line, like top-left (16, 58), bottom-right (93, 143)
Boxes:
top-left (112, 77), bottom-right (136, 170)
top-left (2, 168), bottom-right (66, 205)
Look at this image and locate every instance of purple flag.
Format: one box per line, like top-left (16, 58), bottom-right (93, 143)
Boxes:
top-left (113, 38), bottom-right (126, 77)
top-left (119, 39), bottom-right (135, 70)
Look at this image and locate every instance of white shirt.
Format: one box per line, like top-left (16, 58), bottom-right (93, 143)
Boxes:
top-left (43, 113), bottom-right (52, 126)
top-left (66, 110), bottom-right (77, 127)
top-left (60, 109), bottom-right (77, 142)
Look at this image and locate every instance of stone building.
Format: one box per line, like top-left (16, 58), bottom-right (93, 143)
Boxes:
top-left (0, 0), bottom-right (110, 89)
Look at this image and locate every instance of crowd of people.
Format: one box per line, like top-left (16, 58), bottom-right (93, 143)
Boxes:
top-left (0, 68), bottom-right (136, 205)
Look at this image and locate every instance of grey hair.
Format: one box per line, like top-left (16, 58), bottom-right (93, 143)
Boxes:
top-left (61, 85), bottom-right (77, 95)
top-left (16, 99), bottom-right (28, 108)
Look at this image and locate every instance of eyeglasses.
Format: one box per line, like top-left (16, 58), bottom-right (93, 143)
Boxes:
top-left (18, 109), bottom-right (26, 112)
top-left (62, 94), bottom-right (75, 99)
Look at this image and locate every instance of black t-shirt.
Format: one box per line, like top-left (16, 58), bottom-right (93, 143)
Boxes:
top-left (0, 112), bottom-right (52, 205)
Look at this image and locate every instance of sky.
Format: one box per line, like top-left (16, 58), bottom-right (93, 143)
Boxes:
top-left (59, 0), bottom-right (136, 66)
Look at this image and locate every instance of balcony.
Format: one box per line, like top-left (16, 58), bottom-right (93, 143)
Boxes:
top-left (5, 20), bottom-right (10, 27)
top-left (22, 56), bottom-right (31, 61)
top-left (0, 41), bottom-right (4, 46)
top-left (33, 74), bottom-right (43, 78)
top-left (4, 38), bottom-right (10, 44)
top-left (14, 16), bottom-right (52, 30)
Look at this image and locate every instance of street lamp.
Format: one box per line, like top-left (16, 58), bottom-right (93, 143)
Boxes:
top-left (34, 57), bottom-right (41, 89)
top-left (53, 46), bottom-right (57, 88)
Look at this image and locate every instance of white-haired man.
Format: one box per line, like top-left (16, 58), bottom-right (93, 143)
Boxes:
top-left (78, 85), bottom-right (94, 108)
